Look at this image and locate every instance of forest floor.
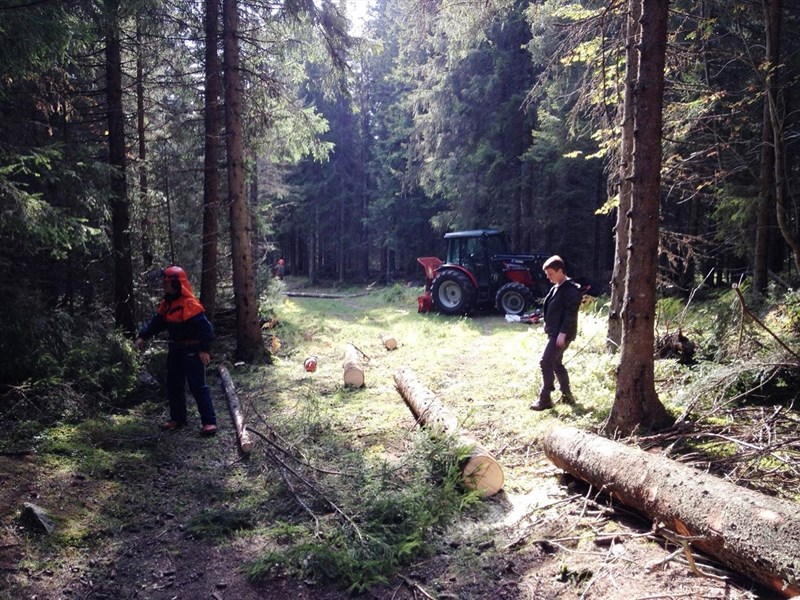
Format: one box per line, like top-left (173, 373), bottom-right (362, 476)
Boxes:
top-left (0, 280), bottom-right (789, 599)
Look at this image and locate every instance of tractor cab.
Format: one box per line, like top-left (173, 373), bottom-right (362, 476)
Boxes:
top-left (443, 230), bottom-right (508, 291)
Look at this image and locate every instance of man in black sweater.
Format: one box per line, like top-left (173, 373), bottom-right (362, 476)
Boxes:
top-left (530, 255), bottom-right (582, 411)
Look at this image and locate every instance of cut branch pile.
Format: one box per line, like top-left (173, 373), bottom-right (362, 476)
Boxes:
top-left (393, 367), bottom-right (504, 496)
top-left (543, 425), bottom-right (800, 597)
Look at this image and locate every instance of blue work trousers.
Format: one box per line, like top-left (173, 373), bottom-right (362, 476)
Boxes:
top-left (166, 348), bottom-right (216, 426)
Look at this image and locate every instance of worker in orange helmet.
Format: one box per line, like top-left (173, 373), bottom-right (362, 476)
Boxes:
top-left (274, 257), bottom-right (285, 280)
top-left (134, 266), bottom-right (217, 435)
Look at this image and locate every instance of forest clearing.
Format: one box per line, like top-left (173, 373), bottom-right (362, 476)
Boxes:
top-left (3, 280), bottom-right (799, 599)
top-left (4, 0), bottom-right (800, 597)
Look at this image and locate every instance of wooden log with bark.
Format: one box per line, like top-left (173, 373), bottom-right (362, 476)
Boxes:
top-left (343, 343), bottom-right (365, 387)
top-left (285, 291), bottom-right (370, 299)
top-left (218, 364), bottom-right (255, 454)
top-left (393, 367), bottom-right (504, 496)
top-left (379, 332), bottom-right (398, 350)
top-left (543, 426), bottom-right (800, 597)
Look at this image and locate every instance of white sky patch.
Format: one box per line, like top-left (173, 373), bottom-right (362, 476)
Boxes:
top-left (342, 0), bottom-right (373, 35)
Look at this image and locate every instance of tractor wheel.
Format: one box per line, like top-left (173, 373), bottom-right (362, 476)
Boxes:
top-left (431, 270), bottom-right (476, 315)
top-left (495, 282), bottom-right (533, 316)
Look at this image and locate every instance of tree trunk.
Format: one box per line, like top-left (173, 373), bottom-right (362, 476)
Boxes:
top-left (343, 343), bottom-right (365, 387)
top-left (607, 0), bottom-right (640, 353)
top-left (543, 426), bottom-right (800, 597)
top-left (223, 0), bottom-right (264, 362)
top-left (607, 0), bottom-right (673, 436)
top-left (763, 0), bottom-right (800, 274)
top-left (754, 0), bottom-right (782, 296)
top-left (201, 0), bottom-right (222, 320)
top-left (393, 367), bottom-right (504, 497)
top-left (105, 0), bottom-right (135, 335)
top-left (218, 364), bottom-right (254, 454)
top-left (136, 21), bottom-right (153, 270)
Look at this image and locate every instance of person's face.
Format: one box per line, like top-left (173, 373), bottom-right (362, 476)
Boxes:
top-left (544, 267), bottom-right (565, 285)
top-left (163, 277), bottom-right (180, 296)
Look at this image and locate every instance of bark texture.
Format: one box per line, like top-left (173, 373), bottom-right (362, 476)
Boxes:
top-left (201, 0), bottom-right (222, 319)
top-left (223, 0), bottom-right (263, 362)
top-left (609, 0), bottom-right (673, 435)
top-left (544, 426), bottom-right (800, 597)
top-left (393, 367), bottom-right (504, 496)
top-left (104, 0), bottom-right (135, 335)
top-left (607, 0), bottom-right (640, 353)
top-left (218, 364), bottom-right (254, 454)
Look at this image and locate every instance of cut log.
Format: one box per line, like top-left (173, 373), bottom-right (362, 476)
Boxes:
top-left (343, 343), bottom-right (365, 387)
top-left (543, 426), bottom-right (800, 597)
top-left (285, 291), bottom-right (369, 299)
top-left (379, 332), bottom-right (398, 351)
top-left (393, 367), bottom-right (504, 496)
top-left (218, 364), bottom-right (255, 454)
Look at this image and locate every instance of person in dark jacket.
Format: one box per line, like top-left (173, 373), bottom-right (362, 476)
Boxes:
top-left (530, 255), bottom-right (582, 411)
top-left (134, 266), bottom-right (217, 435)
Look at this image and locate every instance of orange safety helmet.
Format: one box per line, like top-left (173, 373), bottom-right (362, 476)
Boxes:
top-left (161, 266), bottom-right (196, 298)
top-left (163, 265), bottom-right (186, 282)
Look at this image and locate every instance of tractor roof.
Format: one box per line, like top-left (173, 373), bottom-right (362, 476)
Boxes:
top-left (443, 229), bottom-right (503, 239)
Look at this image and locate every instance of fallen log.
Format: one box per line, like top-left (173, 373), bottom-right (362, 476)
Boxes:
top-left (285, 291), bottom-right (370, 299)
top-left (393, 367), bottom-right (504, 496)
top-left (343, 343), bottom-right (365, 388)
top-left (218, 364), bottom-right (255, 454)
top-left (379, 332), bottom-right (398, 351)
top-left (543, 426), bottom-right (800, 597)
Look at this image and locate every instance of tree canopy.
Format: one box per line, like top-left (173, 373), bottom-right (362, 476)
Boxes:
top-left (2, 0), bottom-right (800, 433)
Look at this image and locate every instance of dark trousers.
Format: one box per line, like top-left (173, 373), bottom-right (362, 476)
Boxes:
top-left (166, 348), bottom-right (216, 426)
top-left (539, 335), bottom-right (571, 400)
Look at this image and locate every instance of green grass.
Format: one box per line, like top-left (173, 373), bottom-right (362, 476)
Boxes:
top-left (7, 279), bottom-right (800, 595)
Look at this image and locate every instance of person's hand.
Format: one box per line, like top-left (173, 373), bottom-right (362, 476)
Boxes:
top-left (556, 332), bottom-right (567, 348)
top-left (199, 352), bottom-right (211, 366)
top-left (134, 337), bottom-right (145, 351)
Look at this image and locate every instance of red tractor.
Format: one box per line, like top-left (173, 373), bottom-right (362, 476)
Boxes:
top-left (417, 230), bottom-right (551, 316)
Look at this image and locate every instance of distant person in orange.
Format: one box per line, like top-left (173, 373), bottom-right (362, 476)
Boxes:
top-left (134, 266), bottom-right (217, 435)
top-left (273, 258), bottom-right (285, 280)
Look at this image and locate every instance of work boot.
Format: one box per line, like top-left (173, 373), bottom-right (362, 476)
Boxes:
top-left (560, 390), bottom-right (576, 405)
top-left (529, 395), bottom-right (554, 411)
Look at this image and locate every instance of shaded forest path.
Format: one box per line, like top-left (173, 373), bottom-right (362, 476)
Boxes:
top-left (0, 379), bottom-right (353, 600)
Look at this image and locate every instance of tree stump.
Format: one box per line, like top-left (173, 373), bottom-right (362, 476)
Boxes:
top-left (393, 367), bottom-right (504, 496)
top-left (543, 426), bottom-right (800, 597)
top-left (343, 343), bottom-right (365, 387)
top-left (379, 332), bottom-right (398, 350)
top-left (218, 364), bottom-right (255, 454)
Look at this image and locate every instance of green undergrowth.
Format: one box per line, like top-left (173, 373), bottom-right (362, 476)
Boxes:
top-left (5, 277), bottom-right (800, 595)
top-left (248, 431), bottom-right (483, 593)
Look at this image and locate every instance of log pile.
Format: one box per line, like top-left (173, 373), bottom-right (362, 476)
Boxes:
top-left (393, 367), bottom-right (504, 496)
top-left (543, 426), bottom-right (800, 597)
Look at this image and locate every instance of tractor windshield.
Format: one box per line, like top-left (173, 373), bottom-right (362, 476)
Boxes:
top-left (447, 237), bottom-right (478, 264)
top-left (485, 234), bottom-right (508, 258)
